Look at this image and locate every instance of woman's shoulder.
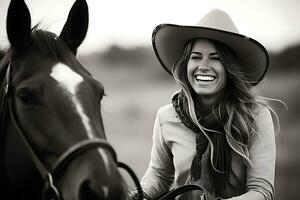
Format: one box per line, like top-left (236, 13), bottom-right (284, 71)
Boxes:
top-left (156, 104), bottom-right (181, 123)
top-left (252, 104), bottom-right (272, 119)
top-left (250, 104), bottom-right (275, 144)
top-left (251, 104), bottom-right (274, 132)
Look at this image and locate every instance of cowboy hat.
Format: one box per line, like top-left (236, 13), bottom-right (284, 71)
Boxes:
top-left (152, 9), bottom-right (269, 85)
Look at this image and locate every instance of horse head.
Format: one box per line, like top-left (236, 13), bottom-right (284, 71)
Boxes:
top-left (1, 0), bottom-right (128, 199)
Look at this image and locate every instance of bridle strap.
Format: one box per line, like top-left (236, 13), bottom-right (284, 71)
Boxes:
top-left (5, 64), bottom-right (60, 200)
top-left (52, 138), bottom-right (117, 176)
top-left (6, 64), bottom-right (50, 179)
top-left (8, 96), bottom-right (51, 178)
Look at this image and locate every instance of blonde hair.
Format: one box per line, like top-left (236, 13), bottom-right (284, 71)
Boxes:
top-left (172, 39), bottom-right (279, 171)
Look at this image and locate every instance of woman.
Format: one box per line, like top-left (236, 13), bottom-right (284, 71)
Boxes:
top-left (133, 9), bottom-right (277, 200)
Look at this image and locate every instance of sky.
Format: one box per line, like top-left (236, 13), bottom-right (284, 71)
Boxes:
top-left (0, 0), bottom-right (300, 54)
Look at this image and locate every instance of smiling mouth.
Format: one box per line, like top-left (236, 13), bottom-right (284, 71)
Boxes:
top-left (195, 75), bottom-right (216, 82)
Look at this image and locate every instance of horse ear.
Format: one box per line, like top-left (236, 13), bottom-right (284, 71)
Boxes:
top-left (60, 0), bottom-right (89, 55)
top-left (6, 0), bottom-right (31, 49)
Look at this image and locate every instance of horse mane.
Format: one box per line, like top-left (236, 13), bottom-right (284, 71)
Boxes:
top-left (29, 26), bottom-right (71, 60)
top-left (0, 25), bottom-right (93, 97)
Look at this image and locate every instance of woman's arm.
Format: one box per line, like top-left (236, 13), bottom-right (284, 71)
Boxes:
top-left (140, 109), bottom-right (175, 199)
top-left (227, 106), bottom-right (276, 200)
top-left (226, 190), bottom-right (265, 200)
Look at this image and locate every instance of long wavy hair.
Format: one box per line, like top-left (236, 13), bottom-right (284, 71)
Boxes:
top-left (172, 38), bottom-right (279, 195)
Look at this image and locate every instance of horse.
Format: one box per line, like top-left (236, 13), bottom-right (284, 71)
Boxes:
top-left (0, 0), bottom-right (142, 199)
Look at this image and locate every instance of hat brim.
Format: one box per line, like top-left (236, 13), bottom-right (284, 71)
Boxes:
top-left (152, 24), bottom-right (269, 85)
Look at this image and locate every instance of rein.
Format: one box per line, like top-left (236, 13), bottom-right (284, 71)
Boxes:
top-left (0, 62), bottom-right (143, 200)
top-left (157, 184), bottom-right (206, 200)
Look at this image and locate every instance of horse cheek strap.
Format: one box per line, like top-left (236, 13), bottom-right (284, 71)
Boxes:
top-left (4, 64), bottom-right (62, 200)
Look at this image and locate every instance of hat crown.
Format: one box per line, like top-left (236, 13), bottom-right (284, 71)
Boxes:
top-left (196, 9), bottom-right (239, 33)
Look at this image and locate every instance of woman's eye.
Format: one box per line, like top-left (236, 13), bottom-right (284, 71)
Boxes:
top-left (190, 56), bottom-right (201, 60)
top-left (211, 56), bottom-right (220, 61)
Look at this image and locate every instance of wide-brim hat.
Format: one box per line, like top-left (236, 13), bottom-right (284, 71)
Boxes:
top-left (152, 9), bottom-right (269, 85)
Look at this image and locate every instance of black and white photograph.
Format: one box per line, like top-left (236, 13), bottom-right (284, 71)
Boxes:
top-left (0, 0), bottom-right (299, 199)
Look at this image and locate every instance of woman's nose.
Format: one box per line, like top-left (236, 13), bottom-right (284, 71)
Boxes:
top-left (197, 64), bottom-right (211, 72)
top-left (197, 58), bottom-right (211, 70)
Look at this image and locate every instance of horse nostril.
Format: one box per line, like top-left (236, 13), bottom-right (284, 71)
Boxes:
top-left (79, 180), bottom-right (103, 200)
top-left (79, 179), bottom-right (128, 200)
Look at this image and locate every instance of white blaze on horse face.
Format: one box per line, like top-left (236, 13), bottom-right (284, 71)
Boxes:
top-left (50, 63), bottom-right (112, 174)
top-left (102, 186), bottom-right (109, 198)
top-left (50, 63), bottom-right (93, 138)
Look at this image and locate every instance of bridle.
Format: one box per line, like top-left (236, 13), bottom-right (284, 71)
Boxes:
top-left (0, 62), bottom-right (144, 200)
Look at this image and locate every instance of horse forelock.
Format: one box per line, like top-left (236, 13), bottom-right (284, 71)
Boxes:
top-left (9, 26), bottom-right (90, 76)
top-left (30, 28), bottom-right (71, 60)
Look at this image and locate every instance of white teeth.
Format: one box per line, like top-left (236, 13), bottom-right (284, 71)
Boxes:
top-left (195, 75), bottom-right (216, 81)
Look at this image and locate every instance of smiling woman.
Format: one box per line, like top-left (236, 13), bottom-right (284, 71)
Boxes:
top-left (186, 39), bottom-right (227, 106)
top-left (130, 9), bottom-right (278, 200)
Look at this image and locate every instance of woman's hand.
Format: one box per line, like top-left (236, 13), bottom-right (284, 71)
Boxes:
top-left (128, 188), bottom-right (150, 200)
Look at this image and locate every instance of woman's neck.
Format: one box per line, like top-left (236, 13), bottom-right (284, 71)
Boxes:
top-left (195, 91), bottom-right (225, 110)
top-left (198, 96), bottom-right (217, 108)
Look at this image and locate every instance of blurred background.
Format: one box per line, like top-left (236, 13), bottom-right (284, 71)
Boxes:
top-left (0, 0), bottom-right (299, 199)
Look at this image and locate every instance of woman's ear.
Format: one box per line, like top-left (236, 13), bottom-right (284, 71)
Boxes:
top-left (6, 0), bottom-right (32, 50)
top-left (59, 0), bottom-right (89, 55)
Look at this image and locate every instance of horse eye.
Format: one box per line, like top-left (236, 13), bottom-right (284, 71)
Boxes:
top-left (16, 88), bottom-right (35, 105)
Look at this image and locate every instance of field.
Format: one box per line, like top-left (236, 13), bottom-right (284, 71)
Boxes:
top-left (81, 57), bottom-right (300, 199)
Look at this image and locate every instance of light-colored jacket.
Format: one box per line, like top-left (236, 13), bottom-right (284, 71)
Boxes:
top-left (141, 104), bottom-right (276, 200)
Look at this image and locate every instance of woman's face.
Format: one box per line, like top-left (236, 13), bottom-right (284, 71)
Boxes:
top-left (187, 39), bottom-right (227, 99)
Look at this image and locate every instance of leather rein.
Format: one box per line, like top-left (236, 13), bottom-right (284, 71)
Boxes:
top-left (0, 62), bottom-right (143, 200)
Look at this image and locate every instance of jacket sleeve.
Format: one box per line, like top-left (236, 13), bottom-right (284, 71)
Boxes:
top-left (245, 106), bottom-right (276, 200)
top-left (140, 109), bottom-right (175, 199)
top-left (226, 107), bottom-right (276, 200)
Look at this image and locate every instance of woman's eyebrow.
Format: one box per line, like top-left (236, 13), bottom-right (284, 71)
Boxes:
top-left (191, 52), bottom-right (218, 55)
top-left (191, 52), bottom-right (202, 55)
